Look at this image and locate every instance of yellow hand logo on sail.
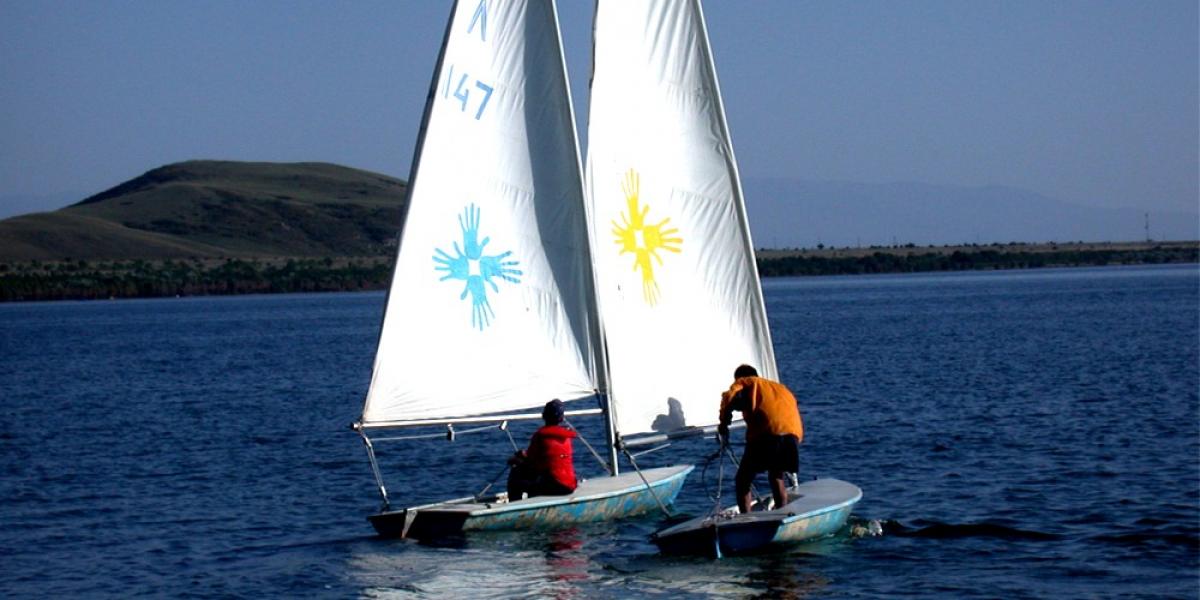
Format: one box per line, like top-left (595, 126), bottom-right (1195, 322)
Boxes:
top-left (612, 169), bottom-right (682, 305)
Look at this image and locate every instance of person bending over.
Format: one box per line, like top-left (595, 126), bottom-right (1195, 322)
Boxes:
top-left (717, 364), bottom-right (804, 513)
top-left (507, 399), bottom-right (578, 500)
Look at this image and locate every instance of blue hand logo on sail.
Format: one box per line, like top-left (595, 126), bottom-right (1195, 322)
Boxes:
top-left (434, 204), bottom-right (523, 330)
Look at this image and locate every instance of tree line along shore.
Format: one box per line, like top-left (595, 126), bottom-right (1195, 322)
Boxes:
top-left (0, 241), bottom-right (1195, 302)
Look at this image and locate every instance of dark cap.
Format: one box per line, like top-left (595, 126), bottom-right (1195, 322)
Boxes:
top-left (542, 399), bottom-right (565, 424)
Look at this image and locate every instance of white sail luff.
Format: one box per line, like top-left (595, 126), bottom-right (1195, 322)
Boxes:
top-left (550, 0), bottom-right (609, 399)
top-left (691, 0), bottom-right (777, 382)
top-left (361, 0), bottom-right (601, 426)
top-left (586, 0), bottom-right (777, 441)
top-left (361, 2), bottom-right (458, 401)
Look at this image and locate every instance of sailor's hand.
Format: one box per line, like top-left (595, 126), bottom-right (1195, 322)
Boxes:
top-left (717, 424), bottom-right (730, 446)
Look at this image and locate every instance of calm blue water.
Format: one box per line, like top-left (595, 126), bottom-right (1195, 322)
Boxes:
top-left (2, 264), bottom-right (1197, 598)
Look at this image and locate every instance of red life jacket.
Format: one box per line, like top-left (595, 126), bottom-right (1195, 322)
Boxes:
top-left (528, 425), bottom-right (577, 490)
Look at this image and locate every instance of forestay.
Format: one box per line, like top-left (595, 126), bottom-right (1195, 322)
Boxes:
top-left (585, 0), bottom-right (776, 442)
top-left (362, 0), bottom-right (602, 427)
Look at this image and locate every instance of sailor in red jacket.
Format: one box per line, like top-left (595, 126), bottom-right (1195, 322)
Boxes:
top-left (507, 399), bottom-right (578, 500)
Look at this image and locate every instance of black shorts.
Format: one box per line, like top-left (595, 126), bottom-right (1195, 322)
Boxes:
top-left (738, 434), bottom-right (799, 477)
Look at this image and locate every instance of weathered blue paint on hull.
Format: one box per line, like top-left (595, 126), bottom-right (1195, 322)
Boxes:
top-left (370, 465), bottom-right (694, 540)
top-left (651, 478), bottom-right (862, 557)
top-left (772, 503), bottom-right (855, 544)
top-left (463, 469), bottom-right (689, 532)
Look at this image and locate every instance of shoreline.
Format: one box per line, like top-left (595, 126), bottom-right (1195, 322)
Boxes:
top-left (754, 240), bottom-right (1198, 277)
top-left (1, 241), bottom-right (1196, 302)
top-left (756, 240), bottom-right (1197, 258)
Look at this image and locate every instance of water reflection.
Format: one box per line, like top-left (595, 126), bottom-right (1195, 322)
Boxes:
top-left (346, 520), bottom-right (860, 597)
top-left (745, 551), bottom-right (831, 599)
top-left (346, 527), bottom-right (596, 598)
top-left (543, 528), bottom-right (588, 589)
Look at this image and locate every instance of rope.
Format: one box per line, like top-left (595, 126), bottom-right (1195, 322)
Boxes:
top-left (369, 431), bottom-right (451, 442)
top-left (480, 421), bottom-right (520, 499)
top-left (359, 431), bottom-right (390, 511)
top-left (696, 445), bottom-right (727, 559)
top-left (712, 448), bottom-right (724, 559)
top-left (499, 420), bottom-right (520, 452)
top-left (629, 442), bottom-right (672, 459)
top-left (621, 445), bottom-right (674, 518)
top-left (699, 447), bottom-right (725, 506)
top-left (475, 462), bottom-right (511, 500)
top-left (370, 422), bottom-right (498, 443)
top-left (716, 451), bottom-right (725, 511)
top-left (563, 417), bottom-right (612, 475)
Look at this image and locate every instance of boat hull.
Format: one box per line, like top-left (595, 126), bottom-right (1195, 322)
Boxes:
top-left (651, 478), bottom-right (862, 557)
top-left (370, 464), bottom-right (694, 539)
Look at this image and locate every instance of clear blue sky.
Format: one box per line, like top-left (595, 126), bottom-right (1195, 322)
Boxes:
top-left (1, 0), bottom-right (1196, 216)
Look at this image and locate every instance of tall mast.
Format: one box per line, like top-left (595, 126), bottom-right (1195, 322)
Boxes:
top-left (576, 0), bottom-right (619, 477)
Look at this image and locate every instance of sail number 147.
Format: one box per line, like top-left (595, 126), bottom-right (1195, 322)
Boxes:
top-left (444, 64), bottom-right (494, 121)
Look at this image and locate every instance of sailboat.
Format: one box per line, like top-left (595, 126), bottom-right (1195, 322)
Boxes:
top-left (585, 0), bottom-right (862, 556)
top-left (355, 0), bottom-right (859, 545)
top-left (354, 0), bottom-right (691, 540)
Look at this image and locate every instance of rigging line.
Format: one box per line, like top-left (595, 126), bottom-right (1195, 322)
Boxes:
top-left (712, 447), bottom-right (725, 559)
top-left (358, 431), bottom-right (390, 511)
top-left (369, 422), bottom-right (498, 443)
top-left (478, 422), bottom-right (519, 499)
top-left (700, 447), bottom-right (725, 515)
top-left (620, 446), bottom-right (674, 518)
top-left (715, 450), bottom-right (724, 511)
top-left (475, 462), bottom-right (511, 500)
top-left (630, 442), bottom-right (672, 459)
top-left (562, 417), bottom-right (612, 475)
top-left (499, 420), bottom-right (520, 452)
top-left (368, 432), bottom-right (451, 442)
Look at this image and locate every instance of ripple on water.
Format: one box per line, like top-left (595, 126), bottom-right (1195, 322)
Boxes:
top-left (2, 268), bottom-right (1197, 598)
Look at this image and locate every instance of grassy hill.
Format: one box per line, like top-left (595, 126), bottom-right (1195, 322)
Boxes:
top-left (0, 161), bottom-right (407, 261)
top-left (0, 160), bottom-right (1194, 301)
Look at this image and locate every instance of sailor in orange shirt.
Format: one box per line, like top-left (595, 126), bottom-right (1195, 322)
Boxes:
top-left (717, 364), bottom-right (804, 513)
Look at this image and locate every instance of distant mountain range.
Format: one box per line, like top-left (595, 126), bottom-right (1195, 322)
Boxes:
top-left (0, 161), bottom-right (1194, 262)
top-left (0, 161), bottom-right (406, 261)
top-left (742, 179), bottom-right (1199, 249)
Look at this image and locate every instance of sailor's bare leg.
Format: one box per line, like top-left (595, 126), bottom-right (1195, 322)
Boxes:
top-left (769, 474), bottom-right (788, 509)
top-left (738, 489), bottom-right (752, 514)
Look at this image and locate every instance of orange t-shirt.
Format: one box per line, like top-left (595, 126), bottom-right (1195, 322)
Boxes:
top-left (719, 376), bottom-right (803, 442)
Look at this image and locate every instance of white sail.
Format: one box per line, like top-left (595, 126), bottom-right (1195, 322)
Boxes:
top-left (361, 0), bottom-right (601, 426)
top-left (585, 0), bottom-right (776, 441)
